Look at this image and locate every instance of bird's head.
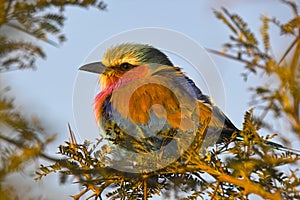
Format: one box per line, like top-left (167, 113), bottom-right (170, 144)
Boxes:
top-left (79, 43), bottom-right (173, 89)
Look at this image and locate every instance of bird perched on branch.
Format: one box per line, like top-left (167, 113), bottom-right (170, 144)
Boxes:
top-left (79, 43), bottom-right (299, 155)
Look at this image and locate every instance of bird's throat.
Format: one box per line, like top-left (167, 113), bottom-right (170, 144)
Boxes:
top-left (100, 74), bottom-right (120, 90)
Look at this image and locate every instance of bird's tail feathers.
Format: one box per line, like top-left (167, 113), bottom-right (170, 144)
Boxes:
top-left (233, 131), bottom-right (300, 156)
top-left (264, 140), bottom-right (300, 156)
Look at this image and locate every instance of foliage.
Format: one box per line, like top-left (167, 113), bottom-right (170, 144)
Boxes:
top-left (0, 91), bottom-right (57, 200)
top-left (36, 110), bottom-right (300, 200)
top-left (0, 0), bottom-right (106, 199)
top-left (211, 0), bottom-right (300, 136)
top-left (0, 0), bottom-right (106, 72)
top-left (35, 1), bottom-right (300, 199)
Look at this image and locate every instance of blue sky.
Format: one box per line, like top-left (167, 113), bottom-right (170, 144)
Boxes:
top-left (1, 1), bottom-right (296, 199)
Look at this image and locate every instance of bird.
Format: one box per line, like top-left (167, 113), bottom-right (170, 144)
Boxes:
top-left (79, 43), bottom-right (299, 155)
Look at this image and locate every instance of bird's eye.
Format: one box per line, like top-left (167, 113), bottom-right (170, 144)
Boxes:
top-left (120, 62), bottom-right (134, 70)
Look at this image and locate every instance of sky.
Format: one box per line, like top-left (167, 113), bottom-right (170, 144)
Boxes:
top-left (0, 0), bottom-right (297, 199)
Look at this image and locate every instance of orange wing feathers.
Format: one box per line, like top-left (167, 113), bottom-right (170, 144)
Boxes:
top-left (108, 64), bottom-right (206, 131)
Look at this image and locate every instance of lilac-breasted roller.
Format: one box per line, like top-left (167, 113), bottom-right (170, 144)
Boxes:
top-left (79, 43), bottom-right (297, 154)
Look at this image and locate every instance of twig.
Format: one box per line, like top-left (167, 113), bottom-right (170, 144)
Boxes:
top-left (6, 22), bottom-right (59, 47)
top-left (0, 134), bottom-right (59, 162)
top-left (210, 181), bottom-right (220, 200)
top-left (3, 0), bottom-right (13, 24)
top-left (206, 48), bottom-right (266, 69)
top-left (278, 37), bottom-right (298, 65)
top-left (72, 188), bottom-right (89, 200)
top-left (143, 180), bottom-right (147, 200)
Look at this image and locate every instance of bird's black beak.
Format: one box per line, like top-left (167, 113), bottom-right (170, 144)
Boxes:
top-left (79, 62), bottom-right (106, 74)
